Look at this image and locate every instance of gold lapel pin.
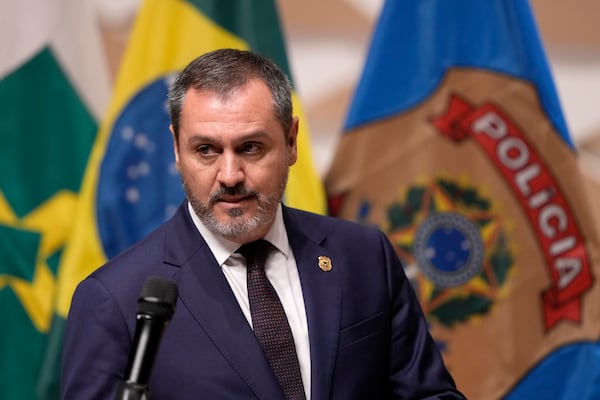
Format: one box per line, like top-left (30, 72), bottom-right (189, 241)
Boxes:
top-left (318, 256), bottom-right (332, 272)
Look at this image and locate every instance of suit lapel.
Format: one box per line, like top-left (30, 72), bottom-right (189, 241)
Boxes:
top-left (165, 205), bottom-right (284, 399)
top-left (164, 204), bottom-right (343, 399)
top-left (284, 208), bottom-right (342, 400)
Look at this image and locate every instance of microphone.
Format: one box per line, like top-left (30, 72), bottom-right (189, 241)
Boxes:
top-left (116, 276), bottom-right (178, 400)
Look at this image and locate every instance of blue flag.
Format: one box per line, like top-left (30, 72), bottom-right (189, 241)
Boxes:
top-left (326, 1), bottom-right (600, 398)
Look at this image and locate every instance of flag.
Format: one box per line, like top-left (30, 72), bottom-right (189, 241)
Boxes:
top-left (54, 0), bottom-right (325, 394)
top-left (0, 0), bottom-right (110, 399)
top-left (325, 0), bottom-right (600, 398)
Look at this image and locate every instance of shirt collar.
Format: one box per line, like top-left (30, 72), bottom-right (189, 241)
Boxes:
top-left (187, 201), bottom-right (290, 265)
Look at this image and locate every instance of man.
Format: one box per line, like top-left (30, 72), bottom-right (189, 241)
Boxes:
top-left (62, 49), bottom-right (465, 399)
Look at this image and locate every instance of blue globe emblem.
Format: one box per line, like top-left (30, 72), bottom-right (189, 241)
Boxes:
top-left (413, 212), bottom-right (483, 287)
top-left (96, 75), bottom-right (184, 259)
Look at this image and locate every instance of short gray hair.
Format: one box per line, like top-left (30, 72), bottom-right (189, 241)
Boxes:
top-left (168, 48), bottom-right (293, 142)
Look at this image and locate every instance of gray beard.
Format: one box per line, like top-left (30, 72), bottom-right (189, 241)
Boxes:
top-left (184, 170), bottom-right (288, 240)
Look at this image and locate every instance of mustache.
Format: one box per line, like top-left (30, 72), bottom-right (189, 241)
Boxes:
top-left (208, 184), bottom-right (259, 205)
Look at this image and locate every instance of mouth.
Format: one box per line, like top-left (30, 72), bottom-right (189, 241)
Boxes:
top-left (214, 194), bottom-right (255, 207)
top-left (218, 195), bottom-right (249, 203)
top-left (209, 186), bottom-right (258, 209)
top-left (213, 195), bottom-right (254, 219)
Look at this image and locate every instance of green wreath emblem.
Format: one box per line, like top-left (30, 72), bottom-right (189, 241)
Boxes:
top-left (384, 177), bottom-right (514, 327)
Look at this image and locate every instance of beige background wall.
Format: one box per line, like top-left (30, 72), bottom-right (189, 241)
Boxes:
top-left (96, 0), bottom-right (600, 180)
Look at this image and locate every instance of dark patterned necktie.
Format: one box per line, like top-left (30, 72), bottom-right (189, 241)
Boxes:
top-left (238, 240), bottom-right (306, 400)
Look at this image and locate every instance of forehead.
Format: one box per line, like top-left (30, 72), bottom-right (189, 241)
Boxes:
top-left (178, 79), bottom-right (284, 138)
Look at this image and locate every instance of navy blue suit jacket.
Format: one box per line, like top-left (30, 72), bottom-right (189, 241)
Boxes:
top-left (62, 203), bottom-right (464, 399)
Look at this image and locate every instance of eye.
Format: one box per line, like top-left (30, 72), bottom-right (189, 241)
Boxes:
top-left (240, 142), bottom-right (262, 154)
top-left (196, 144), bottom-right (218, 156)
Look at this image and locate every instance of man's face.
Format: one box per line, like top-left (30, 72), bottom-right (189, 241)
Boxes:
top-left (171, 79), bottom-right (298, 244)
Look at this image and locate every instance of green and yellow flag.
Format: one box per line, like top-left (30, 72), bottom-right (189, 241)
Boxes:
top-left (54, 0), bottom-right (325, 394)
top-left (0, 0), bottom-right (110, 399)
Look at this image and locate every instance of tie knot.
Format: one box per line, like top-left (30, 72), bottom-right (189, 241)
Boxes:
top-left (238, 240), bottom-right (272, 271)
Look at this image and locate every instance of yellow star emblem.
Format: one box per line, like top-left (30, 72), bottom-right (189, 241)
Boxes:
top-left (0, 189), bottom-right (77, 332)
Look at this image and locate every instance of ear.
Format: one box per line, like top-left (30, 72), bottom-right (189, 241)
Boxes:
top-left (287, 117), bottom-right (299, 166)
top-left (169, 124), bottom-right (180, 170)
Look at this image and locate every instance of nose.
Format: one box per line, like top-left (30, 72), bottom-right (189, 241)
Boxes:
top-left (217, 152), bottom-right (245, 187)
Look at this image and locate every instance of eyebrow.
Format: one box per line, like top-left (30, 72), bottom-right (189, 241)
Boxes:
top-left (186, 130), bottom-right (270, 145)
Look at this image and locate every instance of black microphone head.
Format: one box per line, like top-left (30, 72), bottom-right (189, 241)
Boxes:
top-left (137, 276), bottom-right (178, 319)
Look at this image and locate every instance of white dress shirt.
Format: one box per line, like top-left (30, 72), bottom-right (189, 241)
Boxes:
top-left (187, 202), bottom-right (311, 399)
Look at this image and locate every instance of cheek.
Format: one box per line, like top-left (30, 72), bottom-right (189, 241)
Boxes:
top-left (254, 159), bottom-right (289, 191)
top-left (179, 162), bottom-right (215, 195)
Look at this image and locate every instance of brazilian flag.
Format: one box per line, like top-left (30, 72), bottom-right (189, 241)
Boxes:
top-left (51, 0), bottom-right (325, 396)
top-left (0, 1), bottom-right (110, 399)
